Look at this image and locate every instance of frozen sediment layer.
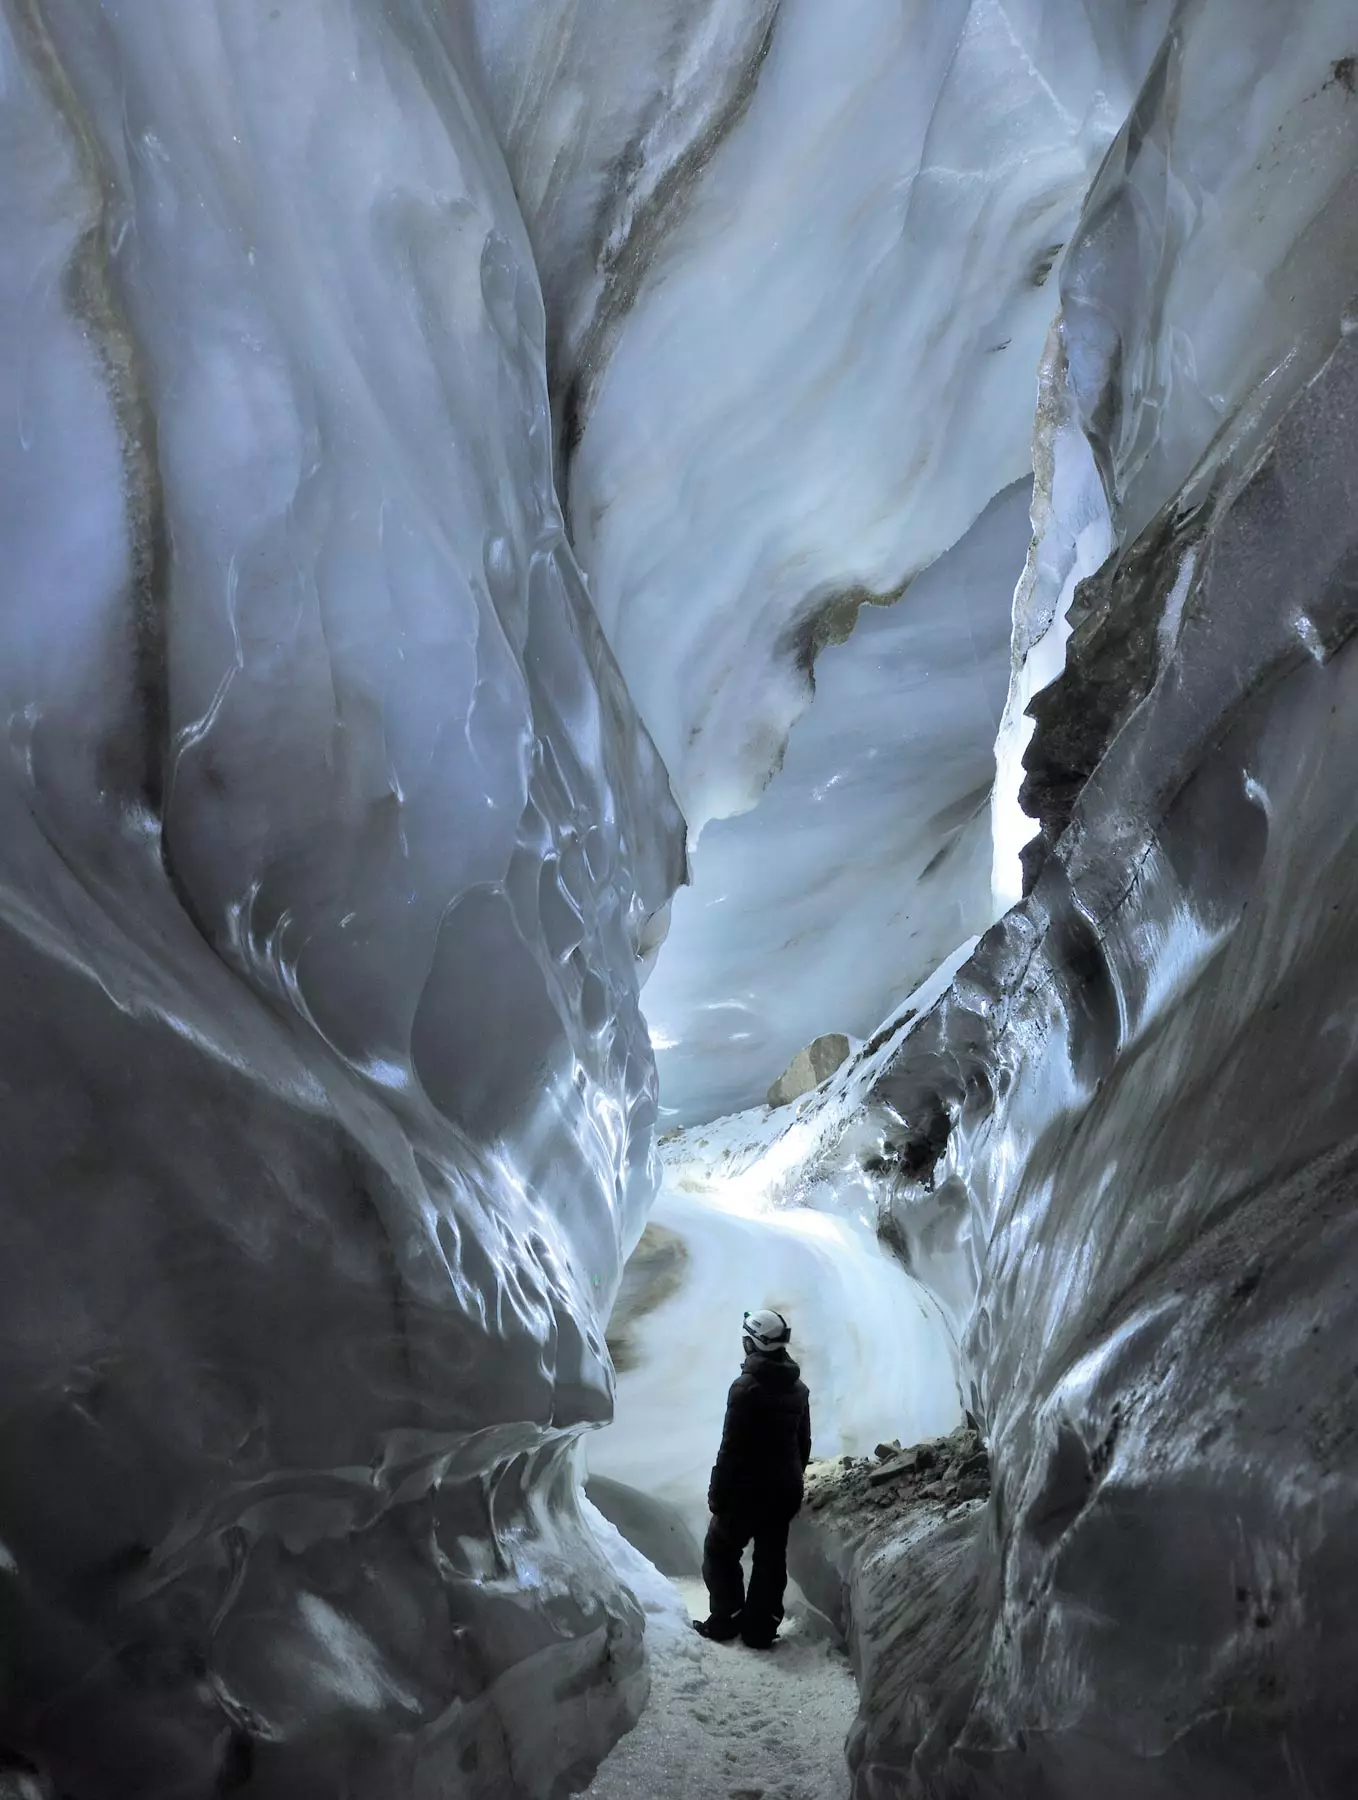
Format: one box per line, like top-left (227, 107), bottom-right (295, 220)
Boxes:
top-left (555, 0), bottom-right (1177, 828)
top-left (464, 0), bottom-right (780, 437)
top-left (0, 5), bottom-right (682, 1796)
top-left (644, 481), bottom-right (1028, 1126)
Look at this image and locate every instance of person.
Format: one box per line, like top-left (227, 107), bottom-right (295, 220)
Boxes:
top-left (693, 1308), bottom-right (812, 1649)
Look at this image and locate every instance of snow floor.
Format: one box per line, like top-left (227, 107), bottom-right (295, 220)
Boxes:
top-left (584, 1578), bottom-right (856, 1800)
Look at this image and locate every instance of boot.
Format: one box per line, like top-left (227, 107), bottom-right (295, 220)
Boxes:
top-left (692, 1614), bottom-right (741, 1642)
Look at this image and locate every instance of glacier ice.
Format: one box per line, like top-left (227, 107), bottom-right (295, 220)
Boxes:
top-left (556, 0), bottom-right (1176, 829)
top-left (691, 289), bottom-right (1358, 1799)
top-left (842, 312), bottom-right (1358, 1800)
top-left (784, 7), bottom-right (1358, 1789)
top-left (994, 0), bottom-right (1358, 904)
top-left (644, 481), bottom-right (1029, 1125)
top-left (6, 0), bottom-right (1358, 1794)
top-left (465, 0), bottom-right (781, 434)
top-left (0, 3), bottom-right (682, 1793)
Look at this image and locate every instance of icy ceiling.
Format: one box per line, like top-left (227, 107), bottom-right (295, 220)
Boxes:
top-left (3, 2), bottom-right (1358, 1798)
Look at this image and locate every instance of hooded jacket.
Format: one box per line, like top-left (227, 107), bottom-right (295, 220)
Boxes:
top-left (707, 1348), bottom-right (812, 1517)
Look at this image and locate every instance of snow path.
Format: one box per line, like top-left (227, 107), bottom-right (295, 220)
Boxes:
top-left (584, 1578), bottom-right (856, 1800)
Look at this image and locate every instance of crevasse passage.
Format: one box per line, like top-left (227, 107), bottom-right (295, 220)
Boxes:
top-left (3, 3), bottom-right (1358, 1799)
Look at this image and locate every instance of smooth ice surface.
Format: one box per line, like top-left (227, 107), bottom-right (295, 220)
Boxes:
top-left (0, 4), bottom-right (682, 1794)
top-left (792, 7), bottom-right (1358, 1785)
top-left (838, 317), bottom-right (1358, 1800)
top-left (465, 0), bottom-right (779, 424)
top-left (645, 482), bottom-right (1027, 1125)
top-left (497, 0), bottom-right (1166, 1128)
top-left (565, 0), bottom-right (1174, 829)
top-left (579, 1495), bottom-right (694, 1655)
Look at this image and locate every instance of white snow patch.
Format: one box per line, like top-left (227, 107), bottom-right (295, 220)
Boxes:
top-left (582, 1496), bottom-right (696, 1656)
top-left (583, 1578), bottom-right (855, 1800)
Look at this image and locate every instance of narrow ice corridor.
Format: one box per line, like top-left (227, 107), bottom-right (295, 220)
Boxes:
top-left (4, 3), bottom-right (1358, 1798)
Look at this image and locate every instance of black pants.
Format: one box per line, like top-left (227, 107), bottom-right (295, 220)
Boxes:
top-left (702, 1509), bottom-right (793, 1645)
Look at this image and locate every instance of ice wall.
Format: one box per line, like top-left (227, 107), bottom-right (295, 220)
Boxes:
top-left (0, 3), bottom-right (682, 1795)
top-left (778, 6), bottom-right (1358, 1790)
top-left (464, 0), bottom-right (780, 437)
top-left (843, 323), bottom-right (1358, 1800)
top-left (8, 0), bottom-right (1358, 1794)
top-left (993, 0), bottom-right (1358, 903)
top-left (562, 0), bottom-right (1176, 832)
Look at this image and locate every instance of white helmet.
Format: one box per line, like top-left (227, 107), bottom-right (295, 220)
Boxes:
top-left (742, 1308), bottom-right (791, 1352)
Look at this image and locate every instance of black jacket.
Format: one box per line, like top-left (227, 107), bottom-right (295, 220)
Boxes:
top-left (707, 1349), bottom-right (812, 1517)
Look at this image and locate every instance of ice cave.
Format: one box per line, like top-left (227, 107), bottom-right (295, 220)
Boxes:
top-left (3, 1), bottom-right (1358, 1796)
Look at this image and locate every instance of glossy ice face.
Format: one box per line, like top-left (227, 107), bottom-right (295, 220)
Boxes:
top-left (0, 2), bottom-right (682, 1790)
top-left (470, 1), bottom-right (1182, 1130)
top-left (5, 0), bottom-right (1358, 1795)
top-left (842, 315), bottom-right (1358, 1798)
top-left (748, 9), bottom-right (1358, 1786)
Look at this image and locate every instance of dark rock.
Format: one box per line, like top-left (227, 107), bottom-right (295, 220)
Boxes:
top-left (607, 1224), bottom-right (690, 1376)
top-left (869, 1451), bottom-right (922, 1487)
